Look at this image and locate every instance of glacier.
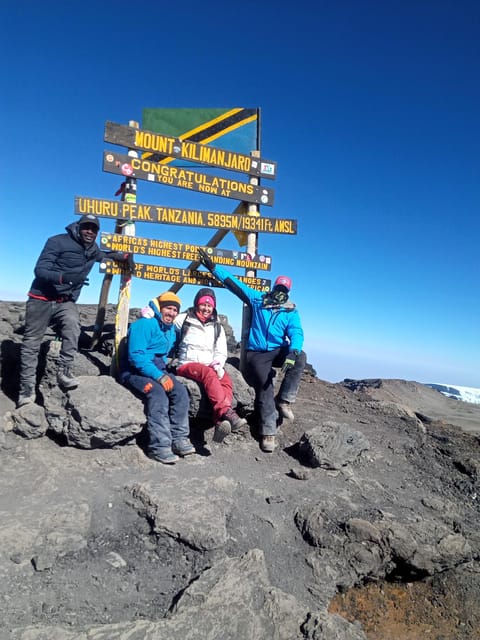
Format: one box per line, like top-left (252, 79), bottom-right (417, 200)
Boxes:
top-left (426, 383), bottom-right (480, 405)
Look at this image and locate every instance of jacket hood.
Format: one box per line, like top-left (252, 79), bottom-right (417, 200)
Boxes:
top-left (65, 220), bottom-right (97, 249)
top-left (65, 221), bottom-right (82, 242)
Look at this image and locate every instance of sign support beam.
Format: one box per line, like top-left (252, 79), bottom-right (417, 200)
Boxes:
top-left (167, 200), bottom-right (250, 295)
top-left (110, 121), bottom-right (138, 377)
top-left (240, 150), bottom-right (261, 373)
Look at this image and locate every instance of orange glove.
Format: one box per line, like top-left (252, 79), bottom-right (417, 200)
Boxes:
top-left (157, 374), bottom-right (174, 392)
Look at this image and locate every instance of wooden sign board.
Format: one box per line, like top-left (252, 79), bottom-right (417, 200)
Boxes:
top-left (105, 121), bottom-right (277, 180)
top-left (100, 260), bottom-right (271, 292)
top-left (75, 197), bottom-right (297, 234)
top-left (100, 233), bottom-right (272, 271)
top-left (103, 151), bottom-right (274, 207)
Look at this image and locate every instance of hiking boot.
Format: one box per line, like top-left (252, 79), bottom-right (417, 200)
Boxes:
top-left (213, 419), bottom-right (231, 443)
top-left (172, 438), bottom-right (196, 456)
top-left (57, 366), bottom-right (79, 390)
top-left (277, 401), bottom-right (294, 421)
top-left (222, 408), bottom-right (248, 432)
top-left (148, 448), bottom-right (179, 464)
top-left (17, 387), bottom-right (35, 408)
top-left (261, 435), bottom-right (276, 453)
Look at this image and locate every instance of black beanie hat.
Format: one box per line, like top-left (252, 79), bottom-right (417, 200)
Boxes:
top-left (78, 214), bottom-right (100, 230)
top-left (193, 287), bottom-right (216, 308)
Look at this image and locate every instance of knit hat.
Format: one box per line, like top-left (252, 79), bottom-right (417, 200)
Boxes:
top-left (78, 214), bottom-right (100, 230)
top-left (274, 275), bottom-right (292, 291)
top-left (157, 291), bottom-right (181, 311)
top-left (193, 287), bottom-right (216, 309)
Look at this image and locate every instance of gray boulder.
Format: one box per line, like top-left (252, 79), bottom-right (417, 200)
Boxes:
top-left (45, 375), bottom-right (146, 448)
top-left (298, 421), bottom-right (370, 469)
top-left (12, 402), bottom-right (49, 439)
top-left (130, 479), bottom-right (230, 551)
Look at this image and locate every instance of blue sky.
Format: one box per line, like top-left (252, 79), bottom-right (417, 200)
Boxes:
top-left (2, 1), bottom-right (479, 387)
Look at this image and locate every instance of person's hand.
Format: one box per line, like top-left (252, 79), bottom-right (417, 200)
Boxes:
top-left (123, 253), bottom-right (136, 273)
top-left (140, 305), bottom-right (154, 319)
top-left (157, 373), bottom-right (174, 392)
top-left (198, 248), bottom-right (215, 272)
top-left (281, 351), bottom-right (298, 373)
top-left (61, 272), bottom-right (86, 286)
top-left (209, 360), bottom-right (225, 379)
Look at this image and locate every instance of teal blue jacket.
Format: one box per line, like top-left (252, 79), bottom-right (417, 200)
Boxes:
top-left (212, 264), bottom-right (304, 353)
top-left (127, 301), bottom-right (178, 380)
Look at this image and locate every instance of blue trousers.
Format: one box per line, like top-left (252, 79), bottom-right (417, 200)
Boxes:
top-left (125, 373), bottom-right (190, 454)
top-left (245, 347), bottom-right (306, 435)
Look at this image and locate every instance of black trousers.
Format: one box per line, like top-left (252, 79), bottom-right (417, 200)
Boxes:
top-left (245, 347), bottom-right (306, 435)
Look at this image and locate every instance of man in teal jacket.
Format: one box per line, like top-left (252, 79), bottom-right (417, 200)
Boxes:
top-left (121, 291), bottom-right (194, 465)
top-left (198, 249), bottom-right (306, 453)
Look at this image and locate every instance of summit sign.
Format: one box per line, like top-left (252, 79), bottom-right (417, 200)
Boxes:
top-left (104, 121), bottom-right (277, 179)
top-left (103, 151), bottom-right (275, 206)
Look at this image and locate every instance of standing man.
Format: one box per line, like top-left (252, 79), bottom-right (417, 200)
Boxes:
top-left (198, 249), bottom-right (306, 453)
top-left (18, 214), bottom-right (134, 407)
top-left (121, 291), bottom-right (195, 465)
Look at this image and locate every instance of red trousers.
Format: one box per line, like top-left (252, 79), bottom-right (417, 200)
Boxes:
top-left (176, 362), bottom-right (233, 423)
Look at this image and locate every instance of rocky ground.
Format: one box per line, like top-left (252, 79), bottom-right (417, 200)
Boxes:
top-left (1, 301), bottom-right (480, 640)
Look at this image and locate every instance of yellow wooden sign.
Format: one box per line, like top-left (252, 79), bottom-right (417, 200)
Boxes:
top-left (75, 196), bottom-right (297, 234)
top-left (101, 261), bottom-right (271, 291)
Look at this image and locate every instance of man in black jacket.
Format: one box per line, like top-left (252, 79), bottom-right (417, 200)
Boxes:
top-left (17, 214), bottom-right (134, 407)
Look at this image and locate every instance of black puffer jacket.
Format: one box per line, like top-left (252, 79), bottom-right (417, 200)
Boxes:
top-left (29, 221), bottom-right (127, 302)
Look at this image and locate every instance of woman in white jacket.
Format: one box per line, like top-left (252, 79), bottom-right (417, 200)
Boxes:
top-left (174, 288), bottom-right (247, 438)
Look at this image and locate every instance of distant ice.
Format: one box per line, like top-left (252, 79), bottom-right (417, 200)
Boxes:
top-left (427, 383), bottom-right (480, 405)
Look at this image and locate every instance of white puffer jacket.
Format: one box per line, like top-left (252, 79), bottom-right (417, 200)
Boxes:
top-left (175, 310), bottom-right (227, 367)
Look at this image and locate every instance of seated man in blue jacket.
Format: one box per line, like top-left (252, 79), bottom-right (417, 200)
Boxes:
top-left (121, 291), bottom-right (195, 465)
top-left (18, 214), bottom-right (134, 407)
top-left (198, 249), bottom-right (306, 453)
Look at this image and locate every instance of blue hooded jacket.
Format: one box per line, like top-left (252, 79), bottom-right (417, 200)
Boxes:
top-left (126, 298), bottom-right (178, 380)
top-left (211, 264), bottom-right (304, 353)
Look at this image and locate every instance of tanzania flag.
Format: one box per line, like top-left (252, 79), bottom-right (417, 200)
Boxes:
top-left (142, 108), bottom-right (261, 246)
top-left (142, 107), bottom-right (260, 158)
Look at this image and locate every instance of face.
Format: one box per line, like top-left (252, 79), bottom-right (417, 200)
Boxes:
top-left (79, 223), bottom-right (98, 244)
top-left (160, 304), bottom-right (179, 324)
top-left (270, 285), bottom-right (289, 304)
top-left (196, 302), bottom-right (214, 320)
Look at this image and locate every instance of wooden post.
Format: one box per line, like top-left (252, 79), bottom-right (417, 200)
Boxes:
top-left (240, 149), bottom-right (261, 374)
top-left (168, 201), bottom-right (247, 295)
top-left (110, 120), bottom-right (138, 377)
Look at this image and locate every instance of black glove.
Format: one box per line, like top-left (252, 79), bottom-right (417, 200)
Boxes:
top-left (281, 350), bottom-right (298, 373)
top-left (61, 272), bottom-right (85, 286)
top-left (123, 253), bottom-right (136, 273)
top-left (198, 248), bottom-right (215, 272)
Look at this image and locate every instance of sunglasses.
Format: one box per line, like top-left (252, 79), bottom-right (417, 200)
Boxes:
top-left (80, 224), bottom-right (98, 232)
